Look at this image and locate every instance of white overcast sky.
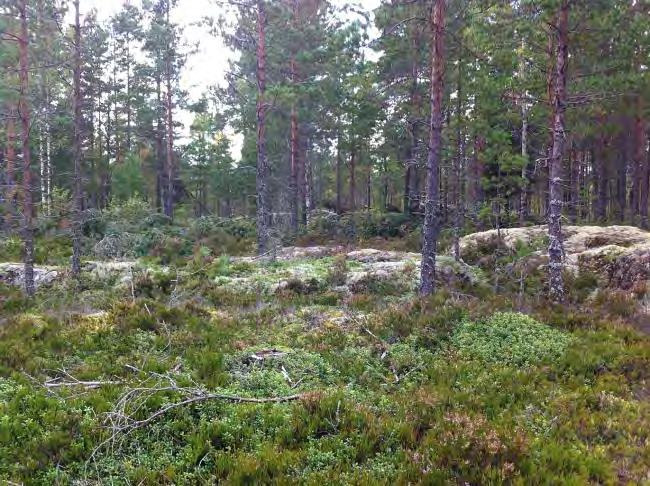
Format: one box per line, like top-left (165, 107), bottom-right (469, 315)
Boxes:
top-left (71, 0), bottom-right (381, 151)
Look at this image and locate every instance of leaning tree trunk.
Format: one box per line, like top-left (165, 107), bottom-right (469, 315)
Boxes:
top-left (547, 0), bottom-right (569, 303)
top-left (420, 0), bottom-right (445, 297)
top-left (71, 0), bottom-right (83, 277)
top-left (18, 0), bottom-right (35, 297)
top-left (256, 0), bottom-right (272, 255)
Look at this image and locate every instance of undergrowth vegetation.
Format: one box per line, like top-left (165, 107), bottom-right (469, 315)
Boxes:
top-left (0, 204), bottom-right (649, 484)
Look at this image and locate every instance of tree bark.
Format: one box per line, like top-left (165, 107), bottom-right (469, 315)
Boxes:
top-left (519, 111), bottom-right (529, 224)
top-left (155, 76), bottom-right (164, 212)
top-left (126, 37), bottom-right (132, 153)
top-left (71, 0), bottom-right (83, 277)
top-left (288, 0), bottom-right (299, 232)
top-left (366, 163), bottom-right (372, 210)
top-left (18, 0), bottom-right (35, 296)
top-left (302, 141), bottom-right (311, 224)
top-left (404, 26), bottom-right (421, 215)
top-left (4, 105), bottom-right (17, 229)
top-left (349, 148), bottom-right (356, 211)
top-left (595, 115), bottom-right (608, 222)
top-left (453, 53), bottom-right (464, 261)
top-left (634, 99), bottom-right (648, 228)
top-left (164, 1), bottom-right (175, 219)
top-left (547, 0), bottom-right (569, 303)
top-left (103, 97), bottom-right (112, 208)
top-left (640, 136), bottom-right (649, 230)
top-left (336, 131), bottom-right (342, 213)
top-left (420, 0), bottom-right (445, 297)
top-left (256, 0), bottom-right (272, 255)
top-left (543, 24), bottom-right (556, 217)
top-left (568, 143), bottom-right (579, 224)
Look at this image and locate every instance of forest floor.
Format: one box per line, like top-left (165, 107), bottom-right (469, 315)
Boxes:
top-left (0, 219), bottom-right (649, 484)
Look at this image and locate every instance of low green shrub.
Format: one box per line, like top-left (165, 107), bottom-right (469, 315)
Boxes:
top-left (451, 312), bottom-right (572, 367)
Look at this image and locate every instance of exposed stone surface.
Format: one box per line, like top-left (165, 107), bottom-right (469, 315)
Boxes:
top-left (0, 263), bottom-right (60, 289)
top-left (0, 260), bottom-right (142, 290)
top-left (220, 249), bottom-right (482, 296)
top-left (460, 225), bottom-right (650, 290)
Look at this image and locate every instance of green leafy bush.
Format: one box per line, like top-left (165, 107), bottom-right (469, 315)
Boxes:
top-left (451, 312), bottom-right (571, 367)
top-left (0, 235), bottom-right (22, 261)
top-left (191, 216), bottom-right (256, 239)
top-left (305, 210), bottom-right (418, 242)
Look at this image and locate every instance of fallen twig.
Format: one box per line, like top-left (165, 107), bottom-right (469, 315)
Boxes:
top-left (44, 379), bottom-right (121, 389)
top-left (111, 390), bottom-right (304, 432)
top-left (84, 367), bottom-right (308, 473)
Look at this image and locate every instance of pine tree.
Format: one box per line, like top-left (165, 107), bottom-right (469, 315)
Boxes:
top-left (420, 0), bottom-right (445, 297)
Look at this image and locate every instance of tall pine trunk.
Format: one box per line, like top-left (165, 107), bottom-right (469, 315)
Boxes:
top-left (71, 0), bottom-right (83, 277)
top-left (404, 29), bottom-right (420, 215)
top-left (420, 0), bottom-right (445, 297)
top-left (568, 143), bottom-right (579, 224)
top-left (4, 106), bottom-right (16, 229)
top-left (155, 76), bottom-right (165, 212)
top-left (336, 131), bottom-right (342, 213)
top-left (547, 0), bottom-right (569, 302)
top-left (288, 0), bottom-right (299, 232)
top-left (302, 142), bottom-right (310, 224)
top-left (256, 0), bottom-right (272, 255)
top-left (164, 2), bottom-right (175, 220)
top-left (18, 0), bottom-right (35, 296)
top-left (453, 53), bottom-right (464, 261)
top-left (349, 148), bottom-right (356, 211)
top-left (634, 99), bottom-right (648, 228)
